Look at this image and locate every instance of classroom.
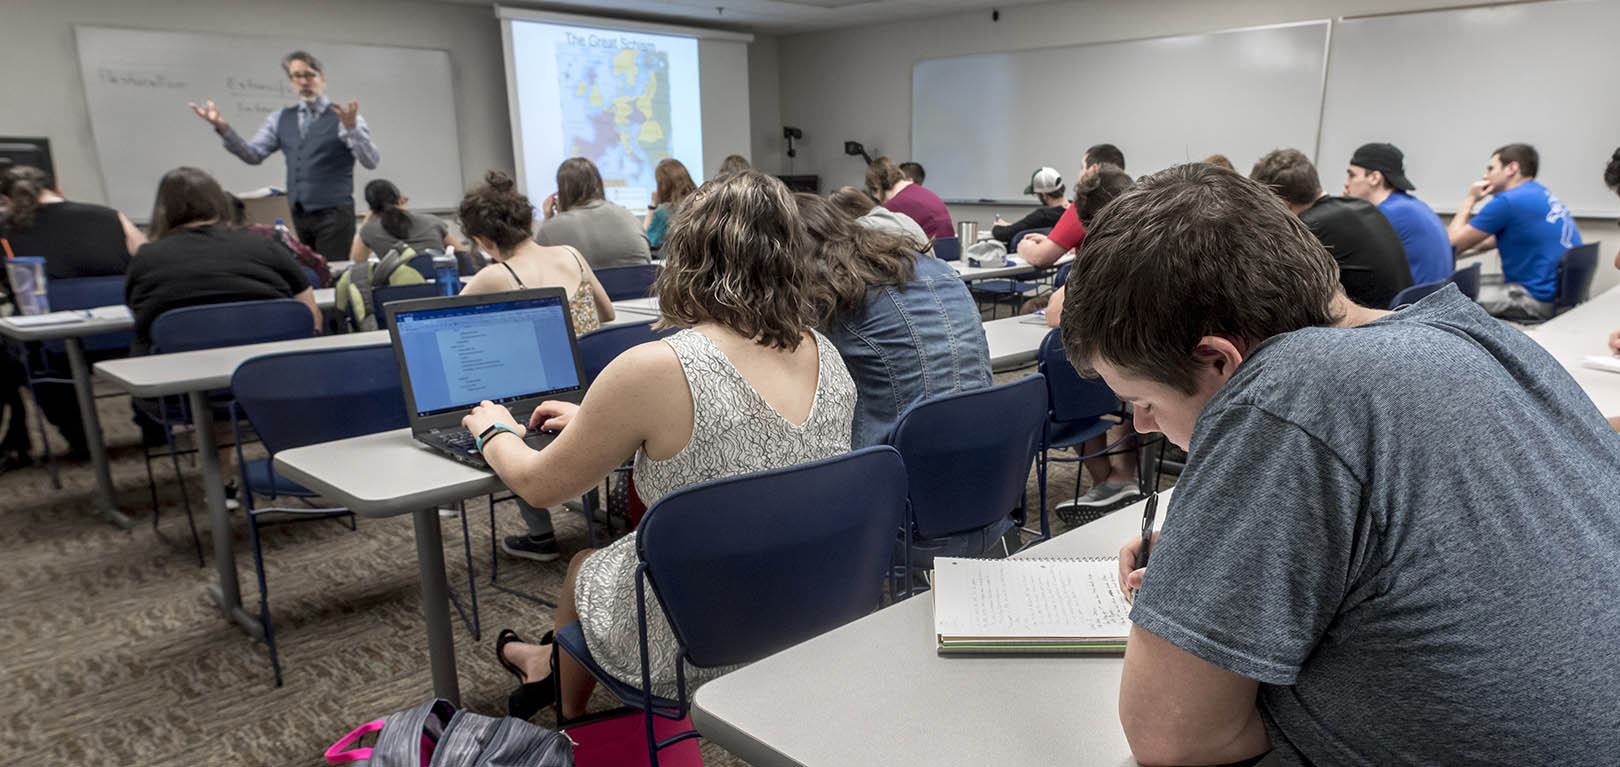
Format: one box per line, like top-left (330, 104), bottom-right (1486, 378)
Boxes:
top-left (3, 0), bottom-right (1619, 764)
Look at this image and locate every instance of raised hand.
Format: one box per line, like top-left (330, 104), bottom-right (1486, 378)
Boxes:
top-left (330, 99), bottom-right (360, 130)
top-left (188, 100), bottom-right (227, 130)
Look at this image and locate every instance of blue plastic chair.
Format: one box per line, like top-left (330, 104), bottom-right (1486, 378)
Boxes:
top-left (1388, 279), bottom-right (1449, 309)
top-left (144, 299), bottom-right (316, 564)
top-left (887, 375), bottom-right (1047, 576)
top-left (1450, 262), bottom-right (1481, 301)
top-left (932, 235), bottom-right (961, 262)
top-left (595, 264), bottom-right (660, 301)
top-left (1033, 329), bottom-right (1141, 535)
top-left (551, 446), bottom-right (909, 766)
top-left (1553, 242), bottom-right (1600, 313)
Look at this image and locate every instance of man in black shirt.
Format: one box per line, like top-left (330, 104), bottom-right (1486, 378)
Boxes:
top-left (991, 166), bottom-right (1068, 247)
top-left (1251, 149), bottom-right (1412, 309)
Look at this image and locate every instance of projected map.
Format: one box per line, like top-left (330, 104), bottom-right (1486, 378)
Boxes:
top-left (557, 42), bottom-right (672, 204)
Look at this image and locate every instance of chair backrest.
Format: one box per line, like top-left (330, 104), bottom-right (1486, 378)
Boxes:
top-left (577, 320), bottom-right (678, 384)
top-left (1011, 227), bottom-right (1053, 252)
top-left (888, 375), bottom-right (1048, 540)
top-left (932, 236), bottom-right (961, 262)
top-left (1554, 242), bottom-right (1601, 310)
top-left (1388, 279), bottom-right (1449, 309)
top-left (406, 251), bottom-right (437, 282)
top-left (231, 345), bottom-right (408, 454)
top-left (372, 282), bottom-right (443, 315)
top-left (1036, 329), bottom-right (1121, 424)
top-left (594, 264), bottom-right (659, 301)
top-left (47, 275), bottom-right (131, 354)
top-left (1053, 262), bottom-right (1071, 289)
top-left (1449, 261), bottom-right (1482, 301)
top-left (637, 446), bottom-right (908, 669)
top-left (150, 299), bottom-right (314, 354)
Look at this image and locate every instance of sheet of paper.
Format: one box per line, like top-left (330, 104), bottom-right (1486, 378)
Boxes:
top-left (4, 311), bottom-right (87, 327)
top-left (1582, 355), bottom-right (1620, 374)
top-left (934, 557), bottom-right (1132, 639)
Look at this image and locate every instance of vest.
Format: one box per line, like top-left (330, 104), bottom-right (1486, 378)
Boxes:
top-left (275, 105), bottom-right (355, 211)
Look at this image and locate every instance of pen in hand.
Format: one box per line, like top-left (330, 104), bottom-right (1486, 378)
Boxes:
top-left (1131, 491), bottom-right (1160, 600)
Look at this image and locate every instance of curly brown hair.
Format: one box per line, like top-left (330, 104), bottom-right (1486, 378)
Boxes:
top-left (0, 165), bottom-right (53, 230)
top-left (653, 170), bottom-right (816, 351)
top-left (795, 193), bottom-right (917, 322)
top-left (458, 171), bottom-right (534, 252)
top-left (1249, 148), bottom-right (1322, 207)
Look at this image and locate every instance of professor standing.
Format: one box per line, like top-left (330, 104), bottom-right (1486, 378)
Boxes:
top-left (189, 51), bottom-right (380, 260)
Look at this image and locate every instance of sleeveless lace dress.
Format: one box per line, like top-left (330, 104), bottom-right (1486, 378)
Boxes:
top-left (572, 328), bottom-right (855, 697)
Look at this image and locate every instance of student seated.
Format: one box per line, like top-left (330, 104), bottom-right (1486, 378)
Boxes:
top-left (0, 165), bottom-right (145, 462)
top-left (1341, 142), bottom-right (1453, 286)
top-left (828, 186), bottom-right (927, 249)
top-left (642, 158), bottom-right (695, 251)
top-left (990, 167), bottom-right (1068, 248)
top-left (535, 157), bottom-right (651, 270)
top-left (898, 161), bottom-right (925, 185)
top-left (1251, 148), bottom-right (1412, 309)
top-left (1058, 163), bottom-right (1620, 765)
top-left (459, 170), bottom-right (614, 563)
top-left (1019, 143), bottom-right (1125, 267)
top-left (351, 178), bottom-right (458, 260)
top-left (795, 193), bottom-right (990, 448)
top-left (715, 153), bottom-right (751, 177)
top-left (1449, 143), bottom-right (1582, 321)
top-left (866, 156), bottom-right (953, 239)
top-left (466, 170), bottom-right (856, 720)
top-left (125, 166), bottom-right (320, 354)
top-left (1041, 167), bottom-right (1135, 328)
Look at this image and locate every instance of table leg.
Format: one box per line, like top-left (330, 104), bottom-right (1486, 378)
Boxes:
top-left (190, 390), bottom-right (265, 642)
top-left (65, 337), bottom-right (130, 529)
top-left (413, 506), bottom-right (460, 705)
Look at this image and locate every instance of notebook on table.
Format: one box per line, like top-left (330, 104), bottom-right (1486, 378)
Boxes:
top-left (932, 556), bottom-right (1132, 655)
top-left (383, 288), bottom-right (587, 468)
top-left (1581, 355), bottom-right (1620, 374)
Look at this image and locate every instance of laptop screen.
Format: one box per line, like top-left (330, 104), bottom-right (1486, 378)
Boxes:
top-left (393, 294), bottom-right (581, 418)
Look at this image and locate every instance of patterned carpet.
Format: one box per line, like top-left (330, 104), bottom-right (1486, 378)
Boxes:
top-left (0, 368), bottom-right (1131, 766)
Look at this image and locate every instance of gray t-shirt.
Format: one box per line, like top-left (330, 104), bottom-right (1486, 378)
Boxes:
top-left (534, 199), bottom-right (651, 270)
top-left (359, 209), bottom-right (448, 257)
top-left (1132, 285), bottom-right (1620, 765)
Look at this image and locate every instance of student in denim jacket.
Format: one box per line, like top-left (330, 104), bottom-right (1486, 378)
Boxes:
top-left (795, 193), bottom-right (991, 447)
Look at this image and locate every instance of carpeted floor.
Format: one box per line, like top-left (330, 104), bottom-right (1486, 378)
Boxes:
top-left (0, 366), bottom-right (1152, 766)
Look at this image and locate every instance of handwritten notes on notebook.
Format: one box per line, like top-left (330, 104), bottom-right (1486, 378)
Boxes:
top-left (933, 557), bottom-right (1132, 655)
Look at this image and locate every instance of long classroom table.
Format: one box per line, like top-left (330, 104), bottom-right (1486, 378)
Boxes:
top-left (1524, 284), bottom-right (1620, 417)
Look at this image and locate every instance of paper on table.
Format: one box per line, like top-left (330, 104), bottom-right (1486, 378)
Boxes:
top-left (1582, 355), bottom-right (1620, 374)
top-left (4, 311), bottom-right (87, 327)
top-left (933, 557), bottom-right (1131, 640)
top-left (86, 305), bottom-right (132, 321)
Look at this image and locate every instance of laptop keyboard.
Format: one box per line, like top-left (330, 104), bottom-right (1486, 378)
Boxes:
top-left (440, 431), bottom-right (477, 452)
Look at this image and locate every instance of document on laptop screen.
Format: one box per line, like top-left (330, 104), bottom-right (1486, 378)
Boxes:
top-left (397, 298), bottom-right (579, 417)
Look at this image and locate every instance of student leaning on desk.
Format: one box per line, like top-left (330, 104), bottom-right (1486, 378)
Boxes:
top-left (1060, 163), bottom-right (1620, 765)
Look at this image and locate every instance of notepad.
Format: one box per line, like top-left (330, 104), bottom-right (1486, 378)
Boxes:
top-left (4, 311), bottom-right (88, 327)
top-left (1581, 355), bottom-right (1620, 374)
top-left (932, 556), bottom-right (1132, 655)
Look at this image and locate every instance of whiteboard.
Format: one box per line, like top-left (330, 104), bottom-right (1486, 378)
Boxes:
top-left (74, 25), bottom-right (465, 216)
top-left (1319, 0), bottom-right (1620, 217)
top-left (912, 22), bottom-right (1330, 202)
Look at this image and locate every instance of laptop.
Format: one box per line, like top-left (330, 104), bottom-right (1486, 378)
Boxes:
top-left (383, 288), bottom-right (587, 468)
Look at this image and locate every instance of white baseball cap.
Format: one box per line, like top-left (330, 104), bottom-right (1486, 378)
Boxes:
top-left (1024, 166), bottom-right (1063, 195)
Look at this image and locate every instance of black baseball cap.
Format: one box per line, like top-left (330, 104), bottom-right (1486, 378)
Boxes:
top-left (1349, 142), bottom-right (1415, 191)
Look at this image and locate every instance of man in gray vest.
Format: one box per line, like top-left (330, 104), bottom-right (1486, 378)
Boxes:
top-left (189, 51), bottom-right (380, 261)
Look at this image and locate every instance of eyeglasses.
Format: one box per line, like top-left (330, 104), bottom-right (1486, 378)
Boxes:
top-left (288, 71), bottom-right (321, 80)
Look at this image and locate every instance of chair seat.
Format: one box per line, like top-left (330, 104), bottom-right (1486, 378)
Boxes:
top-left (135, 390), bottom-right (237, 426)
top-left (1045, 416), bottom-right (1114, 452)
top-left (242, 458), bottom-right (316, 499)
top-left (902, 515), bottom-right (1018, 569)
top-left (555, 621), bottom-right (684, 717)
top-left (971, 279), bottom-right (1041, 295)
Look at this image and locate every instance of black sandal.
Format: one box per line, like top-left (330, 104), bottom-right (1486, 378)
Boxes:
top-left (494, 629), bottom-right (527, 683)
top-left (505, 630), bottom-right (557, 721)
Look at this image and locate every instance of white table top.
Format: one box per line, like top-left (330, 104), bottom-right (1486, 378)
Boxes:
top-left (1526, 284), bottom-right (1620, 417)
top-left (952, 253), bottom-right (1072, 283)
top-left (274, 428), bottom-right (504, 517)
top-left (984, 313), bottom-right (1053, 372)
top-left (95, 331), bottom-right (389, 397)
top-left (0, 290), bottom-right (338, 344)
top-left (692, 490), bottom-right (1172, 767)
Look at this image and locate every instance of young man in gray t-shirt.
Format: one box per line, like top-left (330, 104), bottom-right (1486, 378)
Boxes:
top-left (1060, 163), bottom-right (1620, 765)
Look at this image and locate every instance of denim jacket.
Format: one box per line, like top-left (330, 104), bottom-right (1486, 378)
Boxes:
top-left (824, 253), bottom-right (993, 448)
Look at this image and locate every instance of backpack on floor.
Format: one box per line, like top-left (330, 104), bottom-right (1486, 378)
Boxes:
top-left (325, 698), bottom-right (574, 767)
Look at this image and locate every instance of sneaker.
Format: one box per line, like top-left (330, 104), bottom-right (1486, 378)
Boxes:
top-left (439, 505), bottom-right (460, 519)
top-left (1054, 480), bottom-right (1140, 527)
top-left (224, 480), bottom-right (241, 511)
top-left (501, 533), bottom-right (560, 562)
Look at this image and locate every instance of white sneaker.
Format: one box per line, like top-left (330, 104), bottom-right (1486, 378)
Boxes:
top-left (1054, 481), bottom-right (1140, 526)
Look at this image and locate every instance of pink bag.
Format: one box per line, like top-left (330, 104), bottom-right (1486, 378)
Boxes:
top-left (567, 712), bottom-right (703, 767)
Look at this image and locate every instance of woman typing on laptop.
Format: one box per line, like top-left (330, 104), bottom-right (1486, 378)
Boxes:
top-left (460, 170), bottom-right (857, 721)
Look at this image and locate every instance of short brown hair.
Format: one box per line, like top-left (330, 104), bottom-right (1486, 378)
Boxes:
top-left (1202, 154), bottom-right (1235, 171)
top-left (654, 170), bottom-right (816, 351)
top-left (1249, 149), bottom-right (1322, 207)
top-left (1060, 163), bottom-right (1342, 393)
top-left (555, 157), bottom-right (604, 212)
top-left (716, 154), bottom-right (751, 177)
top-left (281, 51), bottom-right (322, 76)
top-left (864, 157), bottom-right (906, 201)
top-left (1494, 143), bottom-right (1538, 178)
top-left (654, 158), bottom-right (697, 208)
top-left (148, 166), bottom-right (234, 240)
top-left (828, 186), bottom-right (879, 218)
top-left (794, 193), bottom-right (917, 322)
top-left (458, 171), bottom-right (534, 252)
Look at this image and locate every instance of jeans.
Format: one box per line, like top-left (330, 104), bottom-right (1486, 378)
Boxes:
top-left (518, 499), bottom-right (555, 538)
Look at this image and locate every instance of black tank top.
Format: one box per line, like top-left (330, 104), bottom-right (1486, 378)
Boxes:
top-left (2, 201), bottom-right (131, 280)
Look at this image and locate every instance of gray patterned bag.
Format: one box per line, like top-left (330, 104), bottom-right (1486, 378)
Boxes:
top-left (324, 698), bottom-right (574, 766)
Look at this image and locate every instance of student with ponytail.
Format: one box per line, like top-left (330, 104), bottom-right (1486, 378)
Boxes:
top-left (350, 178), bottom-right (457, 260)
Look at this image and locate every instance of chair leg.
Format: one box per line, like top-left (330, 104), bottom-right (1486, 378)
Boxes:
top-left (246, 512), bottom-right (283, 687)
top-left (486, 493), bottom-right (558, 608)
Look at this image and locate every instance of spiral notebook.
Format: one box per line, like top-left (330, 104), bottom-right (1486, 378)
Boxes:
top-left (932, 556), bottom-right (1132, 655)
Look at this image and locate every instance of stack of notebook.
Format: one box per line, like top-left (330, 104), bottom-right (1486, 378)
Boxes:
top-left (932, 556), bottom-right (1132, 655)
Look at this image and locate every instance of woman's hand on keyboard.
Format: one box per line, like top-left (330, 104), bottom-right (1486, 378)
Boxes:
top-left (463, 400), bottom-right (523, 439)
top-left (530, 401), bottom-right (579, 432)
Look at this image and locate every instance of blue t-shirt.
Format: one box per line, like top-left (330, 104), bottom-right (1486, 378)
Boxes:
top-left (1376, 191), bottom-right (1452, 285)
top-left (1133, 286), bottom-right (1620, 764)
top-left (1466, 180), bottom-right (1580, 301)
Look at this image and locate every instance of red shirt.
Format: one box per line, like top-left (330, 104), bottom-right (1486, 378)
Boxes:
top-left (1048, 204), bottom-right (1087, 251)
